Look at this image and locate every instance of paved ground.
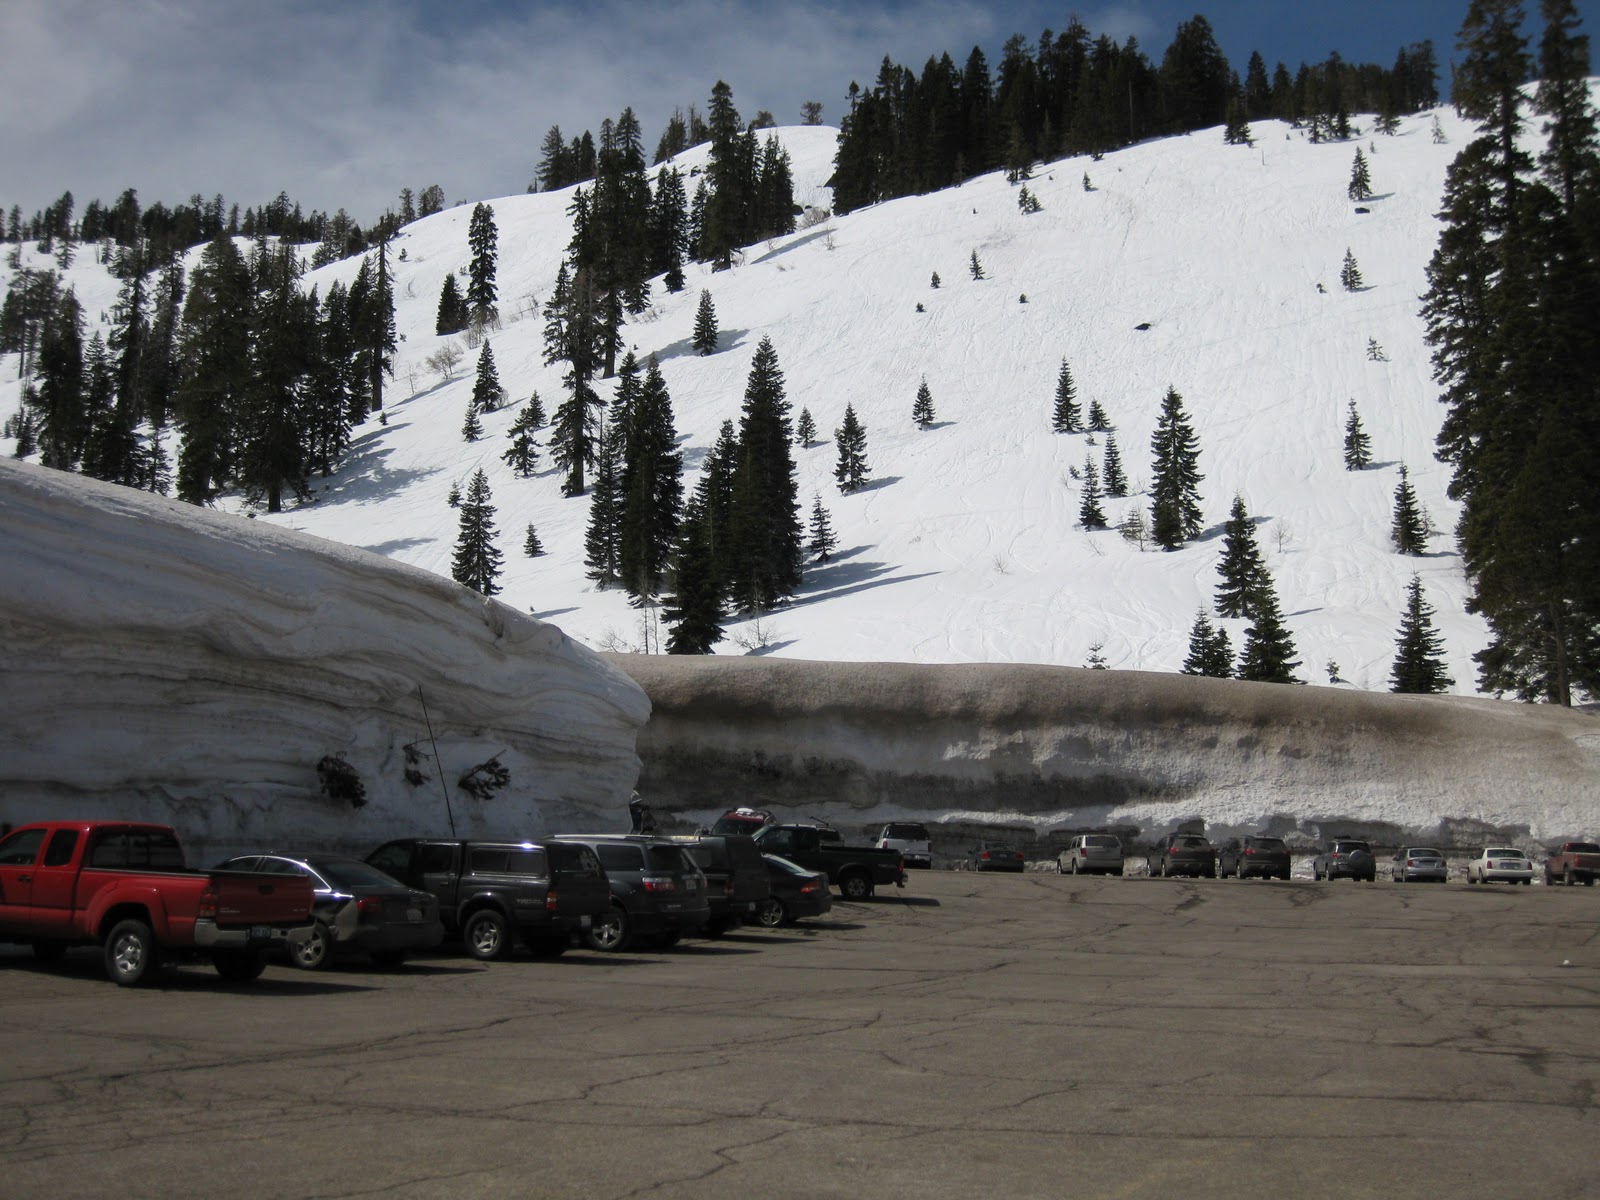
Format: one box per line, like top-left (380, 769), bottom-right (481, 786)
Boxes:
top-left (3, 871), bottom-right (1598, 1199)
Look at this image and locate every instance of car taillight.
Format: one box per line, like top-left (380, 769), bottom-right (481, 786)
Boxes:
top-left (1169, 847), bottom-right (1178, 854)
top-left (800, 880), bottom-right (818, 893)
top-left (357, 896), bottom-right (383, 918)
top-left (724, 878), bottom-right (735, 897)
top-left (980, 852), bottom-right (990, 860)
top-left (1015, 852), bottom-right (1024, 861)
top-left (642, 876), bottom-right (675, 892)
top-left (546, 889), bottom-right (559, 912)
top-left (197, 887), bottom-right (218, 920)
top-left (1245, 848), bottom-right (1255, 856)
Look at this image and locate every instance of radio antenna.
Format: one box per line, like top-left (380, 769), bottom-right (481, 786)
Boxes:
top-left (417, 685), bottom-right (457, 838)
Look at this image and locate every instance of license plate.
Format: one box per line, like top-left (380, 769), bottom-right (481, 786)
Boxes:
top-left (250, 925), bottom-right (269, 940)
top-left (406, 907), bottom-right (422, 923)
top-left (579, 915), bottom-right (592, 928)
top-left (747, 901), bottom-right (756, 912)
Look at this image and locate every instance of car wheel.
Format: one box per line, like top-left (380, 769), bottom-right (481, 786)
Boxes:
top-left (104, 918), bottom-right (161, 987)
top-left (212, 950), bottom-right (266, 983)
top-left (1565, 867), bottom-right (1576, 887)
top-left (585, 905), bottom-right (630, 952)
top-left (289, 921), bottom-right (333, 970)
top-left (839, 872), bottom-right (873, 902)
top-left (370, 949), bottom-right (408, 968)
top-left (1467, 873), bottom-right (1478, 884)
top-left (463, 909), bottom-right (514, 961)
top-left (754, 898), bottom-right (785, 928)
top-left (1069, 857), bottom-right (1079, 875)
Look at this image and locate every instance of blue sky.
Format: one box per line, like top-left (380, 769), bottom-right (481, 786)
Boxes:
top-left (2, 0), bottom-right (1596, 225)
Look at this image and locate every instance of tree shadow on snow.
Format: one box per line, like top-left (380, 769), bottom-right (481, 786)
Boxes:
top-left (651, 328), bottom-right (752, 365)
top-left (532, 606), bottom-right (582, 621)
top-left (749, 228), bottom-right (834, 266)
top-left (851, 475), bottom-right (902, 494)
top-left (361, 536), bottom-right (434, 556)
top-left (745, 640), bottom-right (798, 656)
top-left (792, 560), bottom-right (940, 607)
top-left (294, 444), bottom-right (439, 511)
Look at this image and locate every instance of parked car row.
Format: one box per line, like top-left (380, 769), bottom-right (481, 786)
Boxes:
top-left (0, 818), bottom-right (878, 986)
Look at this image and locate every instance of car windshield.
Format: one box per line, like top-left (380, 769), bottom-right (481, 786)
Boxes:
top-left (649, 845), bottom-right (697, 873)
top-left (1408, 848), bottom-right (1442, 858)
top-left (316, 860), bottom-right (404, 889)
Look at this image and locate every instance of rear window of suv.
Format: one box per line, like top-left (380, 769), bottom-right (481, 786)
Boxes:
top-left (884, 824), bottom-right (929, 839)
top-left (1084, 835), bottom-right (1120, 848)
top-left (1249, 838), bottom-right (1287, 851)
top-left (648, 845), bottom-right (697, 873)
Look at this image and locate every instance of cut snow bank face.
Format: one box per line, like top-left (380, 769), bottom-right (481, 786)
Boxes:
top-left (609, 654), bottom-right (1600, 849)
top-left (0, 459), bottom-right (649, 861)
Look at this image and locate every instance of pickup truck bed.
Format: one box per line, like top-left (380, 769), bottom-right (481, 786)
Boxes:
top-left (1544, 842), bottom-right (1600, 886)
top-left (752, 824), bottom-right (906, 900)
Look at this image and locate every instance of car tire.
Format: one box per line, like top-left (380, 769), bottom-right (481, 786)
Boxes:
top-left (212, 950), bottom-right (266, 983)
top-left (370, 949), bottom-right (408, 968)
top-left (1565, 867), bottom-right (1575, 887)
top-left (289, 921), bottom-right (333, 970)
top-left (104, 918), bottom-right (161, 987)
top-left (1069, 857), bottom-right (1079, 875)
top-left (585, 905), bottom-right (630, 953)
top-left (463, 909), bottom-right (514, 961)
top-left (754, 898), bottom-right (785, 928)
top-left (839, 872), bottom-right (873, 902)
top-left (1467, 873), bottom-right (1478, 884)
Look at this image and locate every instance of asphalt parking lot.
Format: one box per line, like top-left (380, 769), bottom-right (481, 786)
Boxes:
top-left (4, 870), bottom-right (1598, 1199)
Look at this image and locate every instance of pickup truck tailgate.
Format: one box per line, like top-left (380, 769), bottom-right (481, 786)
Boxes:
top-left (207, 870), bottom-right (314, 926)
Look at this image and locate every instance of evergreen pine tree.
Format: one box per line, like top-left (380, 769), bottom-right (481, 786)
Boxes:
top-left (461, 398), bottom-right (483, 442)
top-left (502, 398), bottom-right (541, 476)
top-left (1389, 575), bottom-right (1455, 693)
top-left (1343, 400), bottom-right (1372, 469)
top-left (447, 479), bottom-right (461, 507)
top-left (1348, 147), bottom-right (1374, 200)
top-left (1078, 457), bottom-right (1107, 529)
top-left (1148, 386), bottom-right (1205, 550)
top-left (913, 377), bottom-right (935, 427)
top-left (727, 337), bottom-right (803, 611)
top-left (173, 231), bottom-right (252, 503)
top-left (1087, 399), bottom-right (1111, 432)
top-left (969, 250), bottom-right (985, 280)
top-left (583, 420), bottom-right (624, 587)
top-left (692, 289), bottom-right (718, 354)
top-left (618, 356), bottom-right (684, 602)
top-left (524, 523), bottom-right (544, 557)
top-left (833, 402), bottom-right (871, 493)
top-left (1103, 434), bottom-right (1128, 497)
top-left (1214, 495), bottom-right (1269, 617)
top-left (1390, 464), bottom-right (1427, 555)
top-left (1181, 609), bottom-right (1233, 677)
top-left (1223, 95), bottom-right (1254, 145)
top-left (435, 273), bottom-right (468, 335)
top-left (237, 244), bottom-right (316, 514)
top-left (807, 494), bottom-right (838, 562)
top-left (451, 468), bottom-right (503, 596)
top-left (663, 496), bottom-right (726, 653)
top-left (1237, 573), bottom-right (1300, 683)
top-left (930, 271), bottom-right (941, 289)
top-left (466, 202), bottom-right (499, 328)
top-left (796, 407), bottom-right (817, 446)
top-left (472, 340), bottom-right (504, 414)
top-left (1341, 247), bottom-right (1364, 290)
top-left (1017, 185), bottom-right (1042, 214)
top-left (1052, 359), bottom-right (1081, 432)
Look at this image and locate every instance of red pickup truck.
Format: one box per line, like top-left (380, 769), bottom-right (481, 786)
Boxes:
top-left (1544, 842), bottom-right (1600, 887)
top-left (0, 821), bottom-right (316, 985)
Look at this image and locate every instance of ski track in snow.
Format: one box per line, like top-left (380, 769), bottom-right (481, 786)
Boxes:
top-left (9, 99), bottom-right (1595, 695)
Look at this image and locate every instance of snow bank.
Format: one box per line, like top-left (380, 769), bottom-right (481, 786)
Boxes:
top-left (0, 459), bottom-right (649, 860)
top-left (609, 654), bottom-right (1600, 849)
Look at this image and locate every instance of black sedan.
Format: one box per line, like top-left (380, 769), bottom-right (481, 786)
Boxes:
top-left (214, 853), bottom-right (445, 969)
top-left (753, 854), bottom-right (833, 926)
top-left (969, 842), bottom-right (1027, 872)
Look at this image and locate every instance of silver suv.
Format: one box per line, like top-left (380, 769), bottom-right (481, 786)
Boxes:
top-left (1058, 834), bottom-right (1125, 876)
top-left (876, 822), bottom-right (932, 869)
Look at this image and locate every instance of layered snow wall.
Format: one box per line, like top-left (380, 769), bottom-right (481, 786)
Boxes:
top-left (0, 459), bottom-right (650, 861)
top-left (608, 654), bottom-right (1600, 851)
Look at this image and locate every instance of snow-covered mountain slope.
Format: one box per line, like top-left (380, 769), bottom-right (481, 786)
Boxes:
top-left (3, 110), bottom-right (1575, 694)
top-left (0, 457), bottom-right (648, 860)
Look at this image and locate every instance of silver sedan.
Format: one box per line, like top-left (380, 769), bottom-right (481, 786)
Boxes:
top-left (1391, 847), bottom-right (1448, 883)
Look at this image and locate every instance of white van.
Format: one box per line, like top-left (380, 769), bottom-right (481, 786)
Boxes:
top-left (876, 822), bottom-right (932, 869)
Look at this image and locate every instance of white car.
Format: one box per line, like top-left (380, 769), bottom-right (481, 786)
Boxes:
top-left (876, 822), bottom-right (932, 869)
top-left (1465, 847), bottom-right (1534, 885)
